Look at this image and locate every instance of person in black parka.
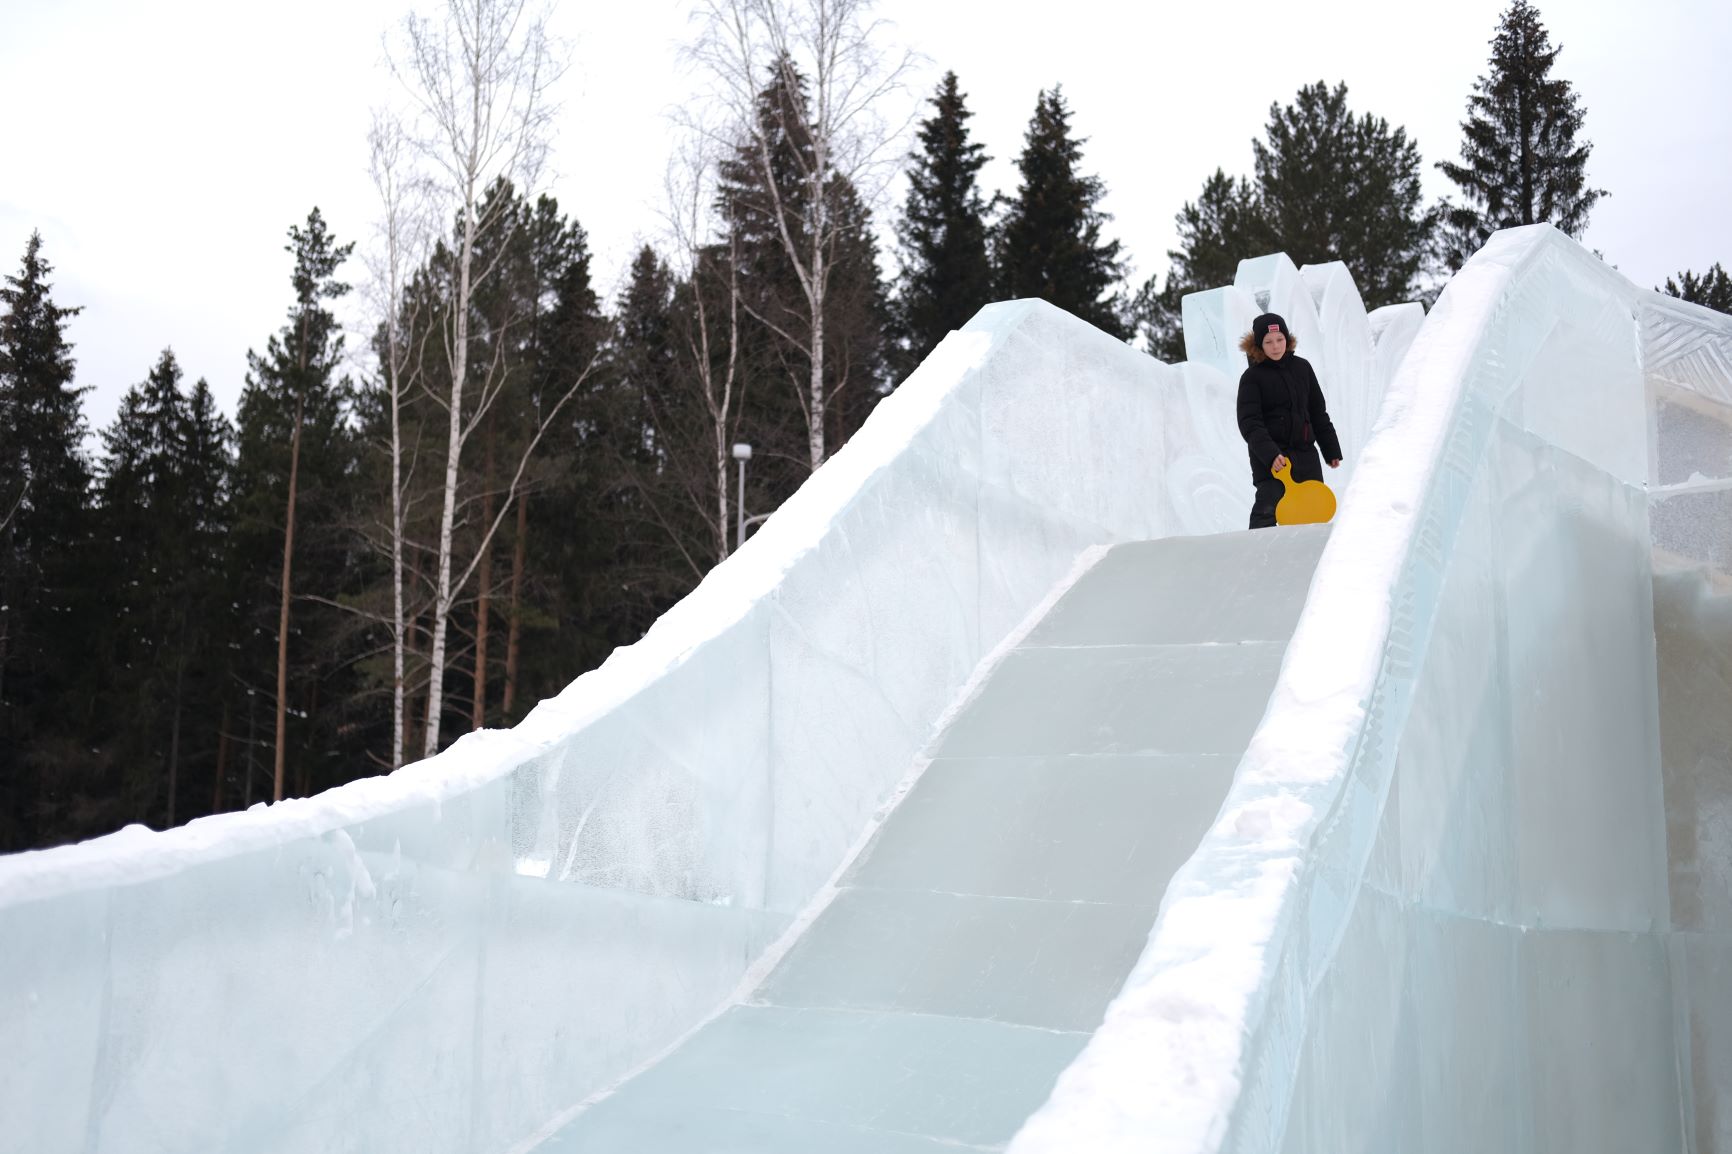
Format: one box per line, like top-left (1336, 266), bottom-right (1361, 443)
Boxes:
top-left (1236, 312), bottom-right (1343, 529)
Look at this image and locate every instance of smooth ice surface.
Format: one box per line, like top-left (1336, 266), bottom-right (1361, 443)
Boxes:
top-left (539, 529), bottom-right (1326, 1150)
top-left (539, 1005), bottom-right (1089, 1153)
top-left (842, 755), bottom-right (1239, 905)
top-left (1011, 225), bottom-right (1721, 1154)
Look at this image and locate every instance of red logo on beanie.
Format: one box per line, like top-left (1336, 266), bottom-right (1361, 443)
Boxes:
top-left (1267, 323), bottom-right (1281, 332)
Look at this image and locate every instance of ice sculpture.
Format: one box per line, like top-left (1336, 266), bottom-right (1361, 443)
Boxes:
top-left (5, 224), bottom-right (1724, 1154)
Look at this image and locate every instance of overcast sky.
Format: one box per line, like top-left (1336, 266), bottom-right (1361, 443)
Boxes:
top-left (3, 0), bottom-right (1729, 436)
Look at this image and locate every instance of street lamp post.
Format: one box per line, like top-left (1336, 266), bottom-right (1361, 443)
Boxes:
top-left (731, 442), bottom-right (752, 553)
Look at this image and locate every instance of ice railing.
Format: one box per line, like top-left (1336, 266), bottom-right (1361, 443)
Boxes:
top-left (1013, 224), bottom-right (1691, 1153)
top-left (0, 269), bottom-right (1420, 1152)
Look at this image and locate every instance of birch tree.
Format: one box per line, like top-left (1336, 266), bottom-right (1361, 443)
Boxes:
top-left (389, 0), bottom-right (574, 756)
top-left (686, 0), bottom-right (915, 470)
top-left (365, 112), bottom-right (433, 770)
top-left (665, 139), bottom-right (745, 562)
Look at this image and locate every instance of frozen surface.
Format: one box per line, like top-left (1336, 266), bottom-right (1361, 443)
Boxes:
top-left (539, 527), bottom-right (1329, 1150)
top-left (1011, 225), bottom-right (1724, 1154)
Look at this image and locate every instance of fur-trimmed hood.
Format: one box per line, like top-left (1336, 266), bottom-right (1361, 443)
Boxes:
top-left (1238, 329), bottom-right (1299, 364)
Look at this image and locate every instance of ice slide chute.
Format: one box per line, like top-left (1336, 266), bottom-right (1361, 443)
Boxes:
top-left (2, 225), bottom-right (1728, 1153)
top-left (534, 527), bottom-right (1330, 1150)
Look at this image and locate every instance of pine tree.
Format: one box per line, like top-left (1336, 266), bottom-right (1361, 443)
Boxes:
top-left (1663, 264), bottom-right (1732, 315)
top-left (995, 87), bottom-right (1126, 338)
top-left (232, 209), bottom-right (355, 801)
top-left (1130, 170), bottom-right (1267, 361)
top-left (1255, 81), bottom-right (1433, 307)
top-left (893, 71), bottom-right (994, 373)
top-left (0, 232), bottom-right (97, 850)
top-left (1437, 0), bottom-right (1605, 270)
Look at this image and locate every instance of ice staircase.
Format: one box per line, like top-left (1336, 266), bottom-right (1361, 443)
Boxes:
top-left (538, 528), bottom-right (1330, 1151)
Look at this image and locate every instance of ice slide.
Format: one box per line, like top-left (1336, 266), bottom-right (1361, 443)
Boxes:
top-left (2, 223), bottom-right (1729, 1154)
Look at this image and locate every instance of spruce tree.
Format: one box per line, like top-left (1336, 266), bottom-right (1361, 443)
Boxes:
top-left (606, 244), bottom-right (718, 620)
top-left (0, 232), bottom-right (96, 850)
top-left (995, 87), bottom-right (1126, 338)
top-left (1255, 81), bottom-right (1432, 307)
top-left (1663, 264), bottom-right (1732, 315)
top-left (1437, 0), bottom-right (1605, 270)
top-left (98, 351), bottom-right (234, 828)
top-left (894, 71), bottom-right (994, 373)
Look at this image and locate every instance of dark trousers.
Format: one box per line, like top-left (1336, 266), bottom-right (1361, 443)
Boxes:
top-left (1248, 445), bottom-right (1323, 529)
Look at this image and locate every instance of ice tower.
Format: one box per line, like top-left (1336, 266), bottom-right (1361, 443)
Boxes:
top-left (2, 225), bottom-right (1729, 1153)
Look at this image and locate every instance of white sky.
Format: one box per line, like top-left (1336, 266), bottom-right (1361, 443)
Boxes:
top-left (3, 0), bottom-right (1729, 436)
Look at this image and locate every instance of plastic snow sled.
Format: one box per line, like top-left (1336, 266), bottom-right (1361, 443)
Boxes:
top-left (1272, 460), bottom-right (1336, 525)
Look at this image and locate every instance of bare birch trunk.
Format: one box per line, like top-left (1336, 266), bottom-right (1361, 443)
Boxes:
top-left (367, 112), bottom-right (417, 771)
top-left (424, 191), bottom-right (474, 759)
top-left (390, 364), bottom-right (406, 768)
top-left (808, 246), bottom-right (826, 469)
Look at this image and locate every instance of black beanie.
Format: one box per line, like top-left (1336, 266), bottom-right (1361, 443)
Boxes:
top-left (1251, 313), bottom-right (1290, 344)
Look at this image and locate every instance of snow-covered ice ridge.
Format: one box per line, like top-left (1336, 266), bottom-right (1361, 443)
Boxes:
top-left (7, 224), bottom-right (1728, 1153)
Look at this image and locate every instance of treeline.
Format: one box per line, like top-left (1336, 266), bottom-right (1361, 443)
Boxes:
top-left (0, 0), bottom-right (1723, 852)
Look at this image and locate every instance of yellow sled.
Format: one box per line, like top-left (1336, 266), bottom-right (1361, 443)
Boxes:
top-left (1272, 460), bottom-right (1337, 526)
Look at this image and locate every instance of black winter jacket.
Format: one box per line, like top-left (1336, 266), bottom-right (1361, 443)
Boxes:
top-left (1236, 353), bottom-right (1343, 471)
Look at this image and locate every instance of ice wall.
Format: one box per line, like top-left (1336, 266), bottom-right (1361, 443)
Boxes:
top-left (1012, 225), bottom-right (1698, 1153)
top-left (1645, 288), bottom-right (1732, 1154)
top-left (1656, 569), bottom-right (1732, 1154)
